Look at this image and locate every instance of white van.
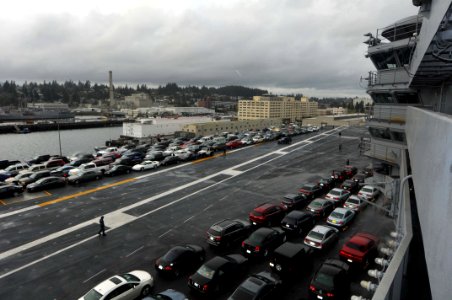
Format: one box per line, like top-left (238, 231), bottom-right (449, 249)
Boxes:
top-left (68, 159), bottom-right (111, 176)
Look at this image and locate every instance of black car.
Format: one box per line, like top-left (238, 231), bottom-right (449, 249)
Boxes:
top-left (280, 211), bottom-right (315, 236)
top-left (207, 219), bottom-right (252, 248)
top-left (318, 177), bottom-right (335, 193)
top-left (104, 165), bottom-right (132, 176)
top-left (50, 165), bottom-right (76, 177)
top-left (67, 170), bottom-right (102, 185)
top-left (0, 185), bottom-right (24, 198)
top-left (306, 198), bottom-right (335, 218)
top-left (309, 259), bottom-right (350, 300)
top-left (155, 244), bottom-right (205, 277)
top-left (112, 156), bottom-right (142, 167)
top-left (160, 156), bottom-right (180, 166)
top-left (228, 271), bottom-right (282, 300)
top-left (281, 193), bottom-right (309, 211)
top-left (26, 176), bottom-right (66, 192)
top-left (269, 242), bottom-right (313, 278)
top-left (144, 151), bottom-right (165, 161)
top-left (241, 227), bottom-right (286, 258)
top-left (69, 157), bottom-right (93, 167)
top-left (299, 183), bottom-right (323, 200)
top-left (340, 179), bottom-right (359, 194)
top-left (277, 136), bottom-right (292, 144)
top-left (19, 170), bottom-right (51, 187)
top-left (352, 173), bottom-right (366, 184)
top-left (188, 254), bottom-right (248, 295)
top-left (343, 165), bottom-right (358, 179)
top-left (27, 154), bottom-right (51, 165)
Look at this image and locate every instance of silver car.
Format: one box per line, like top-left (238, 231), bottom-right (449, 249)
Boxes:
top-left (358, 185), bottom-right (380, 201)
top-left (326, 207), bottom-right (355, 228)
top-left (343, 195), bottom-right (367, 212)
top-left (304, 225), bottom-right (339, 250)
top-left (325, 188), bottom-right (350, 205)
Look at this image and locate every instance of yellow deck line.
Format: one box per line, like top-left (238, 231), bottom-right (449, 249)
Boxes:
top-left (43, 191), bottom-right (52, 196)
top-left (38, 178), bottom-right (137, 207)
top-left (0, 199), bottom-right (6, 206)
top-left (192, 153), bottom-right (225, 164)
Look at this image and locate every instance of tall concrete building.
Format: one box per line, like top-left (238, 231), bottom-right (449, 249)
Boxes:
top-left (238, 95), bottom-right (317, 122)
top-left (124, 93), bottom-right (153, 108)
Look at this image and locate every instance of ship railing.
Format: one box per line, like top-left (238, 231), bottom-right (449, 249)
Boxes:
top-left (367, 68), bottom-right (410, 87)
top-left (369, 105), bottom-right (433, 124)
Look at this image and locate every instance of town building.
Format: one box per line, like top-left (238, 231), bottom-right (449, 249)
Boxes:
top-left (27, 102), bottom-right (69, 110)
top-left (238, 95), bottom-right (317, 122)
top-left (182, 118), bottom-right (282, 136)
top-left (124, 93), bottom-right (153, 108)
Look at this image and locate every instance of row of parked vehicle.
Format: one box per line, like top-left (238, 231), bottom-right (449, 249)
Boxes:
top-left (78, 164), bottom-right (381, 300)
top-left (0, 128), bottom-right (324, 199)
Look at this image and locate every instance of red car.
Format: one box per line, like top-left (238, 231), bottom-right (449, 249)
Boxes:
top-left (339, 232), bottom-right (379, 268)
top-left (226, 139), bottom-right (243, 149)
top-left (249, 203), bottom-right (287, 226)
top-left (343, 165), bottom-right (358, 179)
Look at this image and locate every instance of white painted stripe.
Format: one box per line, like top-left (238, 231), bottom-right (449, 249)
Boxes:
top-left (125, 246), bottom-right (144, 258)
top-left (203, 204), bottom-right (213, 211)
top-left (0, 205), bottom-right (39, 219)
top-left (0, 126), bottom-right (345, 279)
top-left (158, 229), bottom-right (172, 238)
top-left (83, 269), bottom-right (106, 283)
top-left (221, 169), bottom-right (243, 176)
top-left (183, 215), bottom-right (195, 223)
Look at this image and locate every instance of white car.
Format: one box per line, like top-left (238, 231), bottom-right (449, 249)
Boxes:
top-left (304, 225), bottom-right (339, 250)
top-left (326, 207), bottom-right (355, 228)
top-left (343, 195), bottom-right (367, 212)
top-left (325, 188), bottom-right (350, 205)
top-left (79, 270), bottom-right (154, 300)
top-left (358, 185), bottom-right (380, 201)
top-left (132, 160), bottom-right (160, 171)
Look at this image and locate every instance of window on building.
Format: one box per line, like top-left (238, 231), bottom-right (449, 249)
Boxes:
top-left (394, 92), bottom-right (420, 104)
top-left (371, 93), bottom-right (394, 104)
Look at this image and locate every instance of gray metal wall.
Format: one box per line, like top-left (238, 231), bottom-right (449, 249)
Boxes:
top-left (405, 107), bottom-right (452, 300)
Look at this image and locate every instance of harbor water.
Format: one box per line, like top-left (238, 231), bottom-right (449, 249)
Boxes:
top-left (0, 127), bottom-right (123, 161)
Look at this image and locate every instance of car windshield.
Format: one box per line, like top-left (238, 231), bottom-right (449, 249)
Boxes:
top-left (83, 288), bottom-right (102, 300)
top-left (308, 231), bottom-right (324, 240)
top-left (248, 231), bottom-right (267, 244)
top-left (362, 187), bottom-right (373, 193)
top-left (230, 286), bottom-right (256, 299)
top-left (330, 212), bottom-right (344, 219)
top-left (309, 201), bottom-right (322, 208)
top-left (314, 272), bottom-right (334, 288)
top-left (119, 273), bottom-right (139, 282)
top-left (208, 228), bottom-right (221, 236)
top-left (301, 185), bottom-right (314, 191)
top-left (329, 190), bottom-right (340, 196)
top-left (197, 265), bottom-right (215, 279)
top-left (348, 198), bottom-right (360, 205)
top-left (163, 247), bottom-right (183, 261)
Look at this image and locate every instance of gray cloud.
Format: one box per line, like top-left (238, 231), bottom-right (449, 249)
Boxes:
top-left (0, 1), bottom-right (418, 97)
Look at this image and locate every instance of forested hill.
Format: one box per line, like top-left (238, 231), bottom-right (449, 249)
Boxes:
top-left (0, 81), bottom-right (268, 107)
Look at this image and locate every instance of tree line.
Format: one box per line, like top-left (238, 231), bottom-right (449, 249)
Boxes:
top-left (0, 80), bottom-right (269, 108)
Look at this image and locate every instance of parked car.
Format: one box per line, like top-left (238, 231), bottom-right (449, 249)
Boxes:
top-left (207, 219), bottom-right (252, 248)
top-left (226, 139), bottom-right (243, 149)
top-left (4, 171), bottom-right (33, 185)
top-left (343, 195), bottom-right (367, 212)
top-left (155, 244), bottom-right (205, 277)
top-left (188, 254), bottom-right (248, 295)
top-left (26, 176), bottom-right (66, 192)
top-left (299, 183), bottom-right (323, 200)
top-left (343, 165), bottom-right (358, 178)
top-left (269, 242), bottom-right (313, 278)
top-left (304, 225), bottom-right (339, 250)
top-left (241, 227), bottom-right (286, 258)
top-left (27, 154), bottom-right (51, 165)
top-left (340, 179), bottom-right (359, 194)
top-left (0, 184), bottom-right (24, 198)
top-left (318, 177), bottom-right (335, 193)
top-left (358, 185), bottom-right (380, 201)
top-left (197, 147), bottom-right (214, 157)
top-left (228, 271), bottom-right (282, 300)
top-left (69, 160), bottom-right (111, 176)
top-left (331, 169), bottom-right (347, 182)
top-left (144, 151), bottom-right (165, 161)
top-left (1, 163), bottom-right (30, 177)
top-left (325, 188), bottom-right (351, 206)
top-left (326, 207), bottom-right (355, 229)
top-left (249, 203), bottom-right (287, 226)
top-left (305, 198), bottom-right (335, 218)
top-left (69, 157), bottom-right (93, 167)
top-left (280, 211), bottom-right (315, 236)
top-left (132, 160), bottom-right (160, 171)
top-left (281, 193), bottom-right (309, 211)
top-left (19, 170), bottom-right (51, 187)
top-left (78, 270), bottom-right (154, 300)
top-left (67, 170), bottom-right (102, 185)
top-left (352, 173), bottom-right (366, 184)
top-left (50, 165), bottom-right (75, 177)
top-left (339, 232), bottom-right (379, 269)
top-left (104, 165), bottom-right (132, 176)
top-left (112, 156), bottom-right (142, 167)
top-left (309, 259), bottom-right (350, 300)
top-left (160, 156), bottom-right (180, 166)
top-left (143, 289), bottom-right (187, 300)
top-left (44, 159), bottom-right (66, 170)
top-left (277, 136), bottom-right (292, 144)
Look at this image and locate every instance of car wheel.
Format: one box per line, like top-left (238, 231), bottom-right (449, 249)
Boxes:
top-left (140, 285), bottom-right (152, 297)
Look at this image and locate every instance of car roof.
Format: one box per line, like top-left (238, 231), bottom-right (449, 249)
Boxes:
top-left (286, 210), bottom-right (310, 219)
top-left (311, 225), bottom-right (335, 234)
top-left (93, 276), bottom-right (125, 296)
top-left (351, 232), bottom-right (378, 244)
top-left (332, 207), bottom-right (350, 214)
top-left (254, 227), bottom-right (275, 236)
top-left (254, 203), bottom-right (276, 212)
top-left (273, 242), bottom-right (310, 258)
top-left (204, 256), bottom-right (230, 269)
top-left (361, 185), bottom-right (375, 190)
top-left (329, 188), bottom-right (344, 193)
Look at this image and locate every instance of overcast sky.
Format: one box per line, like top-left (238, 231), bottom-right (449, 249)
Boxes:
top-left (0, 0), bottom-right (418, 97)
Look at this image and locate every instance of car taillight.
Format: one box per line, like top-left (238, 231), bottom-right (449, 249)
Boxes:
top-left (338, 220), bottom-right (343, 224)
top-left (334, 197), bottom-right (339, 200)
top-left (326, 292), bottom-right (334, 297)
top-left (203, 284), bottom-right (208, 291)
top-left (309, 285), bottom-right (316, 292)
top-left (241, 241), bottom-right (245, 247)
top-left (164, 266), bottom-right (172, 271)
top-left (255, 246), bottom-right (260, 252)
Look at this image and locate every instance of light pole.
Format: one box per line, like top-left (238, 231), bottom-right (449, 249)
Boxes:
top-left (57, 120), bottom-right (62, 156)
